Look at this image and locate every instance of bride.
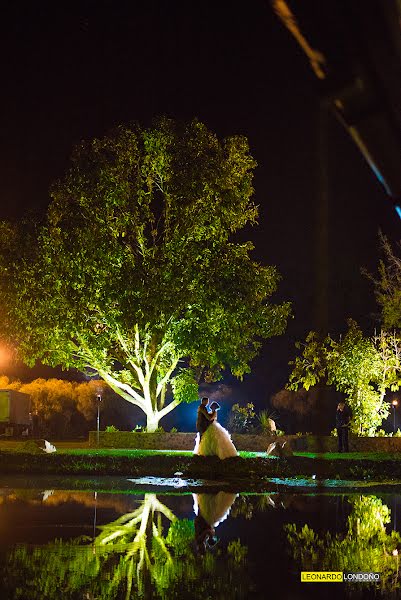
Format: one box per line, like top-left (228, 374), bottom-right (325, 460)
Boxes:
top-left (193, 401), bottom-right (238, 459)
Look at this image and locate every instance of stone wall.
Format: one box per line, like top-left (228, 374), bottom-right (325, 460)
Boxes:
top-left (89, 431), bottom-right (298, 451)
top-left (89, 431), bottom-right (197, 450)
top-left (290, 435), bottom-right (401, 453)
top-left (89, 431), bottom-right (401, 453)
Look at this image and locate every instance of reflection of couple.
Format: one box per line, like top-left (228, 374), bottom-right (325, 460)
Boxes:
top-left (193, 491), bottom-right (237, 555)
top-left (194, 397), bottom-right (238, 459)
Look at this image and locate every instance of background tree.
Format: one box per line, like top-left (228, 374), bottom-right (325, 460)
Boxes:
top-left (0, 118), bottom-right (290, 431)
top-left (288, 320), bottom-right (401, 435)
top-left (286, 495), bottom-right (401, 595)
top-left (0, 376), bottom-right (124, 437)
top-left (368, 233), bottom-right (401, 329)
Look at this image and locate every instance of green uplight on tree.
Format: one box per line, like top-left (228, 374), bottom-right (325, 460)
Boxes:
top-left (0, 118), bottom-right (290, 431)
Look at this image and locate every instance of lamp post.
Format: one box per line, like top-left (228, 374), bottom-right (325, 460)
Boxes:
top-left (392, 399), bottom-right (398, 433)
top-left (96, 394), bottom-right (102, 446)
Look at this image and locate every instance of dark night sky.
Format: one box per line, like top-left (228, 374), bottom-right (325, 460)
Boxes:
top-left (1, 0), bottom-right (400, 421)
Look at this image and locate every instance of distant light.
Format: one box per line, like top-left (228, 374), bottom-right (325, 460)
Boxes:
top-left (0, 346), bottom-right (12, 366)
top-left (393, 549), bottom-right (398, 556)
top-left (395, 206), bottom-right (401, 221)
top-left (392, 400), bottom-right (398, 407)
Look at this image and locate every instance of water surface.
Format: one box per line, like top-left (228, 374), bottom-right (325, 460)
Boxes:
top-left (0, 476), bottom-right (400, 599)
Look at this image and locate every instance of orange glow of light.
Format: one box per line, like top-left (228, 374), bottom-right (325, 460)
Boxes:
top-left (0, 346), bottom-right (12, 366)
top-left (392, 399), bottom-right (398, 407)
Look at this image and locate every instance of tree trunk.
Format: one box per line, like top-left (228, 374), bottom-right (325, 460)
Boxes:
top-left (146, 411), bottom-right (160, 432)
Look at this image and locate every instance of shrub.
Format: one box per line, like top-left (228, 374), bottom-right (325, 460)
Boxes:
top-left (228, 403), bottom-right (257, 433)
top-left (375, 429), bottom-right (391, 437)
top-left (257, 409), bottom-right (278, 434)
top-left (18, 440), bottom-right (45, 454)
top-left (105, 425), bottom-right (119, 433)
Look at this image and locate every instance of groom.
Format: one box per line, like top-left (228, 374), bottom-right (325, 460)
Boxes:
top-left (196, 397), bottom-right (214, 438)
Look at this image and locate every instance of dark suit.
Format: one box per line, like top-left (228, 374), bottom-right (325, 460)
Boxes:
top-left (336, 406), bottom-right (351, 452)
top-left (196, 404), bottom-right (212, 436)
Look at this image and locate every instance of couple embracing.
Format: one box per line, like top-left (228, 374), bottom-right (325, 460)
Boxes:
top-left (193, 397), bottom-right (238, 460)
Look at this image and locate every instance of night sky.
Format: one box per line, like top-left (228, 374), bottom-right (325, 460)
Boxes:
top-left (1, 1), bottom-right (400, 426)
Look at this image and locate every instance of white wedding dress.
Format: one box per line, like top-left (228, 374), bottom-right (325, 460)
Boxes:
top-left (193, 492), bottom-right (238, 527)
top-left (193, 421), bottom-right (238, 459)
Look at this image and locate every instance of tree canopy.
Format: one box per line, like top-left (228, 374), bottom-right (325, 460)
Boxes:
top-left (368, 234), bottom-right (401, 330)
top-left (288, 320), bottom-right (401, 435)
top-left (286, 495), bottom-right (401, 595)
top-left (0, 376), bottom-right (122, 437)
top-left (0, 118), bottom-right (290, 430)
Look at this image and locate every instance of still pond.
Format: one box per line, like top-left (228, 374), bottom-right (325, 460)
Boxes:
top-left (0, 476), bottom-right (400, 599)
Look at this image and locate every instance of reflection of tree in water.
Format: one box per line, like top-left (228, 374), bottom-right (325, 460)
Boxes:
top-left (230, 493), bottom-right (280, 520)
top-left (3, 493), bottom-right (250, 599)
top-left (286, 495), bottom-right (401, 596)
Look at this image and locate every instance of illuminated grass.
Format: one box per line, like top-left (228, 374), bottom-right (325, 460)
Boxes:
top-left (58, 449), bottom-right (194, 457)
top-left (294, 451), bottom-right (401, 461)
top-left (58, 449), bottom-right (265, 459)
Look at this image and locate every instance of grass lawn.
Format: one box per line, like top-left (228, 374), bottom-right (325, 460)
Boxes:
top-left (1, 441), bottom-right (401, 462)
top-left (295, 451), bottom-right (401, 461)
top-left (0, 440), bottom-right (89, 450)
top-left (45, 448), bottom-right (401, 461)
top-left (56, 448), bottom-right (266, 459)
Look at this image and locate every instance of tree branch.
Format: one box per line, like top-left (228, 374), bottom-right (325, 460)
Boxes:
top-left (156, 358), bottom-right (179, 397)
top-left (98, 369), bottom-right (147, 412)
top-left (158, 397), bottom-right (181, 420)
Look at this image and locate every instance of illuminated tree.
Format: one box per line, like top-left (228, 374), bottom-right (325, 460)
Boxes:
top-left (288, 320), bottom-right (401, 435)
top-left (0, 376), bottom-right (117, 435)
top-left (3, 493), bottom-right (250, 599)
top-left (286, 495), bottom-right (401, 595)
top-left (0, 118), bottom-right (290, 430)
top-left (367, 233), bottom-right (401, 329)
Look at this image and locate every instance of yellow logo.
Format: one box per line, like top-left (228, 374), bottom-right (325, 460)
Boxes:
top-left (301, 572), bottom-right (343, 582)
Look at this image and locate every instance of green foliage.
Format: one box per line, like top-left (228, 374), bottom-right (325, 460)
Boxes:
top-left (288, 320), bottom-right (401, 436)
top-left (18, 440), bottom-right (44, 454)
top-left (257, 409), bottom-right (279, 434)
top-left (367, 233), bottom-right (401, 329)
top-left (165, 518), bottom-right (194, 555)
top-left (105, 425), bottom-right (119, 432)
top-left (2, 494), bottom-right (251, 599)
top-left (227, 539), bottom-right (248, 564)
top-left (0, 118), bottom-right (290, 431)
top-left (132, 424), bottom-right (144, 432)
top-left (373, 428), bottom-right (401, 438)
top-left (375, 428), bottom-right (391, 437)
top-left (288, 331), bottom-right (327, 391)
top-left (170, 368), bottom-right (199, 405)
top-left (228, 402), bottom-right (256, 433)
top-left (286, 495), bottom-right (401, 595)
top-left (169, 427), bottom-right (178, 433)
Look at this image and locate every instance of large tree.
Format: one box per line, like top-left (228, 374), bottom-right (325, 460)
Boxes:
top-left (0, 118), bottom-right (290, 430)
